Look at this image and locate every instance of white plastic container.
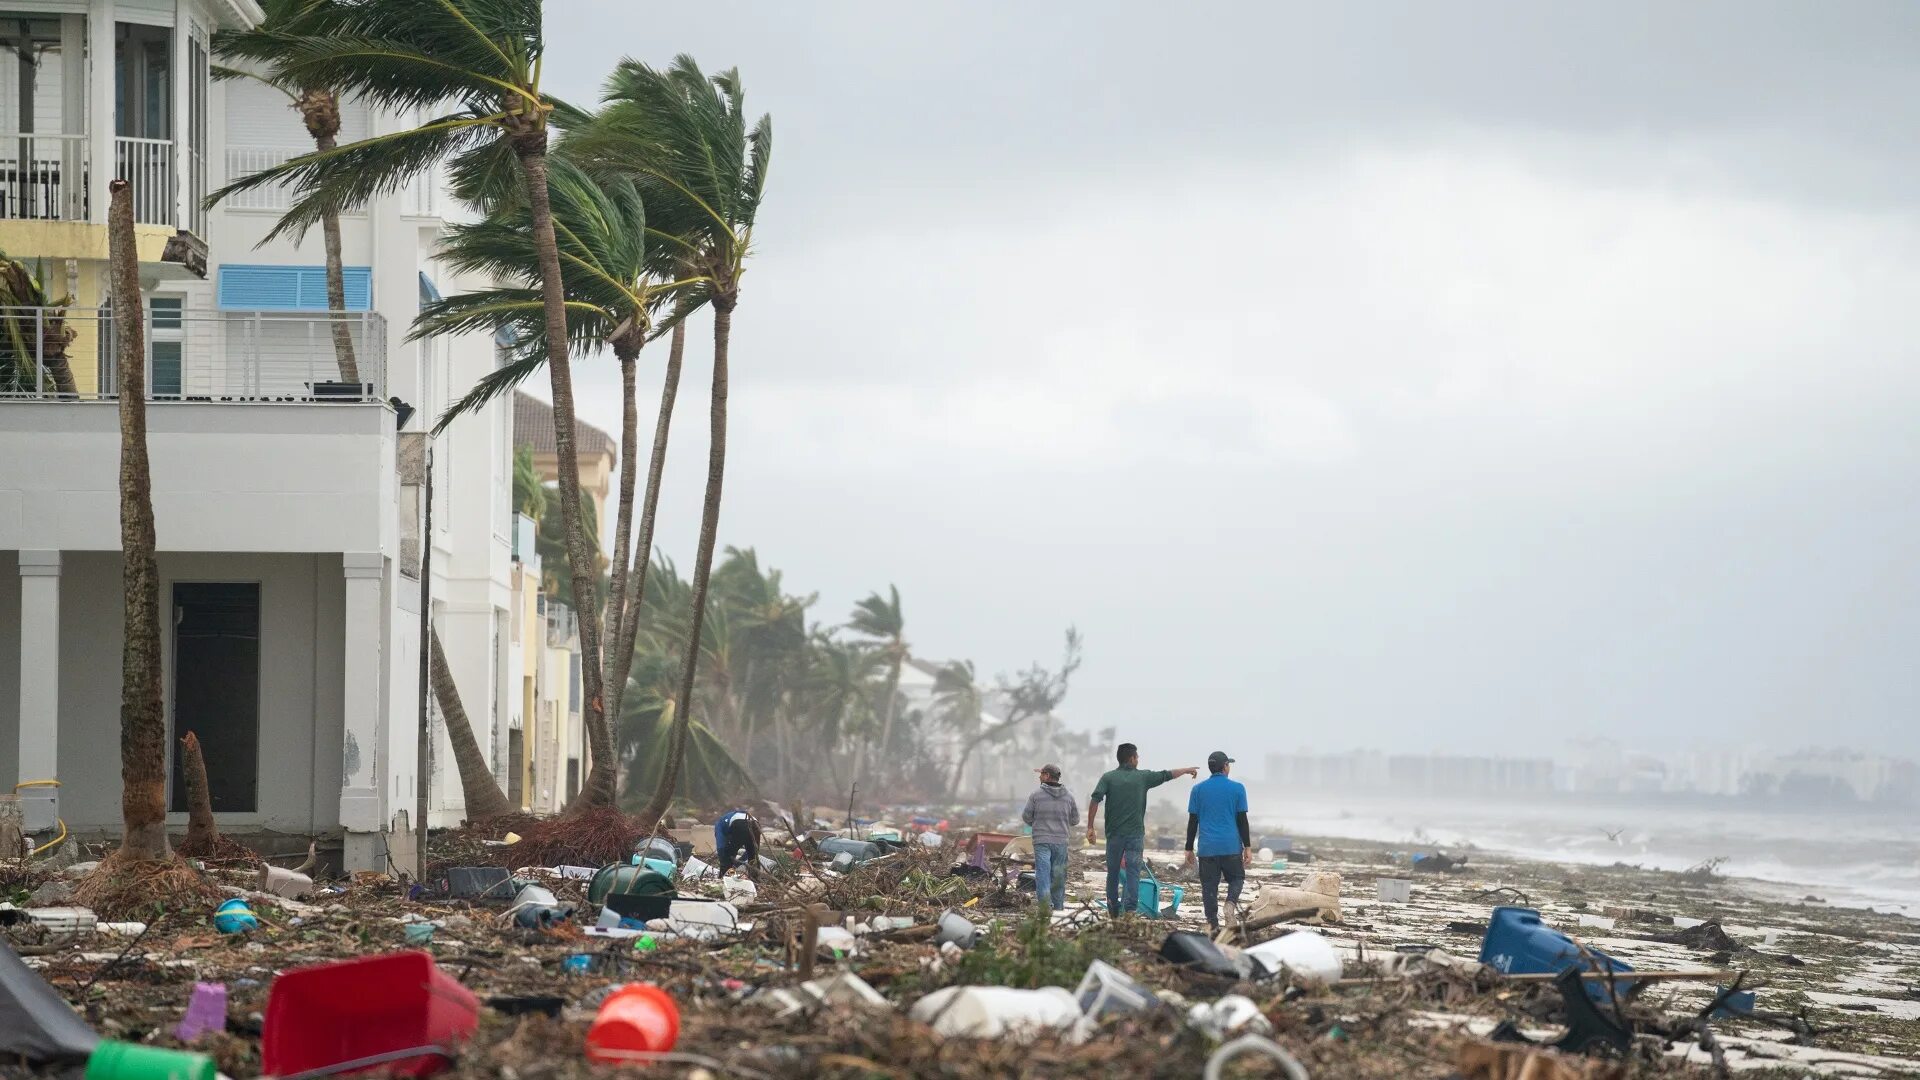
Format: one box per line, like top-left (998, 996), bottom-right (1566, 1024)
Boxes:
top-left (1075, 959), bottom-right (1157, 1020)
top-left (1245, 930), bottom-right (1343, 987)
top-left (1187, 994), bottom-right (1272, 1038)
top-left (909, 986), bottom-right (1083, 1040)
top-left (722, 876), bottom-right (758, 902)
top-left (27, 906), bottom-right (96, 935)
top-left (1256, 847), bottom-right (1275, 864)
top-left (1375, 878), bottom-right (1411, 903)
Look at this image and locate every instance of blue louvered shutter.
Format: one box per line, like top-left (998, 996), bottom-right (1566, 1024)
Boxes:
top-left (219, 265), bottom-right (372, 310)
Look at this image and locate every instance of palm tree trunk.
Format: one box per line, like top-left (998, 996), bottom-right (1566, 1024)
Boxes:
top-left (428, 625), bottom-right (515, 821)
top-left (515, 139), bottom-right (612, 813)
top-left (605, 322), bottom-right (685, 727)
top-left (872, 653), bottom-right (902, 785)
top-left (600, 346), bottom-right (640, 729)
top-left (313, 135), bottom-right (359, 384)
top-left (108, 179), bottom-right (169, 862)
top-left (179, 732), bottom-right (218, 854)
top-left (640, 302), bottom-right (731, 829)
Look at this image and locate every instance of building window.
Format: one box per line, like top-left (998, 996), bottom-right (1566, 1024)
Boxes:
top-left (150, 296), bottom-right (183, 397)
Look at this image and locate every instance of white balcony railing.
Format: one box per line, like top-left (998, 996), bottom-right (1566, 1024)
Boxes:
top-left (224, 146), bottom-right (302, 211)
top-left (0, 133), bottom-right (90, 221)
top-left (115, 137), bottom-right (174, 226)
top-left (0, 306), bottom-right (387, 402)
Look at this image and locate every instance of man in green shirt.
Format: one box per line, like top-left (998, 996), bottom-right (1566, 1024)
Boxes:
top-left (1086, 742), bottom-right (1198, 916)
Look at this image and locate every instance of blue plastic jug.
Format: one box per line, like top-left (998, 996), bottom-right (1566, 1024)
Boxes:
top-left (1479, 907), bottom-right (1633, 1001)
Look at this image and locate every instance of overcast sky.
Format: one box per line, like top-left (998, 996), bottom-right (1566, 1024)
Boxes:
top-left (533, 2), bottom-right (1920, 769)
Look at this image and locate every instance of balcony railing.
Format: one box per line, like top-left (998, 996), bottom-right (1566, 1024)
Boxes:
top-left (115, 137), bottom-right (174, 226)
top-left (224, 146), bottom-right (301, 211)
top-left (0, 133), bottom-right (90, 221)
top-left (0, 306), bottom-right (387, 402)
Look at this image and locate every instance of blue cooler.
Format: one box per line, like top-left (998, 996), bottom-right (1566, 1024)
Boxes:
top-left (1480, 906), bottom-right (1633, 1001)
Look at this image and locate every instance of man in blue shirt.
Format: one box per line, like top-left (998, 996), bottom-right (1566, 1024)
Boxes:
top-left (1183, 750), bottom-right (1251, 933)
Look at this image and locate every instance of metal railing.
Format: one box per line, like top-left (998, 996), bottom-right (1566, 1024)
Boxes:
top-left (0, 306), bottom-right (387, 402)
top-left (0, 133), bottom-right (89, 221)
top-left (114, 136), bottom-right (174, 226)
top-left (224, 146), bottom-right (302, 211)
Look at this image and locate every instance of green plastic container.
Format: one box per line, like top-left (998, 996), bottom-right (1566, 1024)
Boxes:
top-left (86, 1042), bottom-right (215, 1080)
top-left (588, 863), bottom-right (673, 905)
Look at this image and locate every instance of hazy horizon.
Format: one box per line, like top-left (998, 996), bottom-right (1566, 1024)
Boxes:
top-left (531, 3), bottom-right (1920, 762)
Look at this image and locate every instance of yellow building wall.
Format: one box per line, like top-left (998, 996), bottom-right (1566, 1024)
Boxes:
top-left (0, 220), bottom-right (185, 398)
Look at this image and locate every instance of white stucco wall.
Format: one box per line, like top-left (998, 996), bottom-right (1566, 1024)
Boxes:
top-left (0, 551), bottom-right (346, 836)
top-left (0, 402), bottom-right (394, 554)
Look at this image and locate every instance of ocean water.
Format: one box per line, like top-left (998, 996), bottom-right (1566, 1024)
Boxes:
top-left (1248, 791), bottom-right (1920, 916)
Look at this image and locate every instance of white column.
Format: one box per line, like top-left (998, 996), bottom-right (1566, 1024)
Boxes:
top-left (88, 0), bottom-right (115, 224)
top-left (339, 553), bottom-right (384, 832)
top-left (171, 0), bottom-right (189, 230)
top-left (16, 552), bottom-right (61, 784)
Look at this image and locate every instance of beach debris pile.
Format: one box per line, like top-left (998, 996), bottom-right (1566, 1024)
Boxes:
top-left (1, 809), bottom-right (1915, 1080)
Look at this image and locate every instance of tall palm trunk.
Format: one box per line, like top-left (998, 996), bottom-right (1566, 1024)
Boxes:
top-left (515, 136), bottom-right (612, 813)
top-left (428, 625), bottom-right (515, 820)
top-left (872, 649), bottom-right (903, 785)
top-left (604, 322), bottom-right (686, 727)
top-left (297, 88), bottom-right (358, 384)
top-left (640, 301), bottom-right (731, 828)
top-left (600, 343), bottom-right (641, 733)
top-left (108, 179), bottom-right (169, 862)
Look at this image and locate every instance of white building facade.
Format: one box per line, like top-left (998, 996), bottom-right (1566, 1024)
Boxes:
top-left (0, 0), bottom-right (512, 872)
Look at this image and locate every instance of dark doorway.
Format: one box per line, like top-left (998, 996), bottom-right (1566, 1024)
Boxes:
top-left (565, 758), bottom-right (580, 804)
top-left (170, 583), bottom-right (261, 813)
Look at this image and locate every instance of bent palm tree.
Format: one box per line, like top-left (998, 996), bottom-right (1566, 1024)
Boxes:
top-left (416, 158), bottom-right (698, 805)
top-left (848, 585), bottom-right (907, 790)
top-left (207, 0), bottom-right (615, 811)
top-left (210, 0), bottom-right (360, 382)
top-left (582, 56), bottom-right (772, 829)
top-left (428, 626), bottom-right (515, 820)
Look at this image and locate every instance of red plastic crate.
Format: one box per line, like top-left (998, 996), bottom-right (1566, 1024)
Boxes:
top-left (262, 951), bottom-right (478, 1078)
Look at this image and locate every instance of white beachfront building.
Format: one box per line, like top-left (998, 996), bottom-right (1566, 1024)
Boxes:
top-left (0, 0), bottom-right (514, 873)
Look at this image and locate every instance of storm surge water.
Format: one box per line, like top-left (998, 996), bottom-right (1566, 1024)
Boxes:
top-left (1249, 791), bottom-right (1920, 915)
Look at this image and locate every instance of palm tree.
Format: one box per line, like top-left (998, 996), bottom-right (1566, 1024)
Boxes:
top-left (512, 444), bottom-right (547, 520)
top-left (210, 0), bottom-right (360, 382)
top-left (0, 253), bottom-right (77, 395)
top-left (428, 626), bottom-right (514, 820)
top-left (415, 156), bottom-right (699, 802)
top-left (107, 179), bottom-right (168, 862)
top-left (583, 56), bottom-right (772, 830)
top-left (206, 0), bottom-right (615, 812)
top-left (847, 585), bottom-right (907, 789)
top-left (799, 634), bottom-right (882, 796)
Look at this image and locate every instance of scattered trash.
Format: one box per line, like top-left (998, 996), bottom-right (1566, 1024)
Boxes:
top-left (1187, 994), bottom-right (1272, 1038)
top-left (1412, 852), bottom-right (1467, 873)
top-left (1710, 986), bottom-right (1757, 1019)
top-left (1455, 1037), bottom-right (1625, 1080)
top-left (1245, 930), bottom-right (1343, 987)
top-left (23, 906), bottom-right (97, 935)
top-left (909, 986), bottom-right (1083, 1040)
top-left (640, 856), bottom-right (677, 879)
top-left (761, 972), bottom-right (891, 1017)
top-left (86, 1040), bottom-right (215, 1080)
top-left (1160, 931), bottom-right (1247, 979)
top-left (0, 938), bottom-right (100, 1066)
top-left (212, 898), bottom-right (258, 935)
top-left (932, 909), bottom-right (982, 949)
top-left (814, 925), bottom-right (858, 958)
top-left (562, 954), bottom-right (593, 974)
top-left (1656, 920), bottom-right (1740, 953)
top-left (818, 837), bottom-right (881, 865)
top-left (446, 866), bottom-right (513, 900)
top-left (1075, 959), bottom-right (1159, 1023)
top-left (485, 995), bottom-right (564, 1017)
top-left (721, 876), bottom-right (757, 902)
top-left (259, 865), bottom-right (316, 900)
top-left (1375, 877), bottom-right (1412, 903)
top-left (917, 831), bottom-right (944, 848)
top-left (261, 952), bottom-right (478, 1079)
top-left (1203, 1034), bottom-right (1310, 1080)
top-left (174, 983), bottom-right (228, 1043)
top-left (1249, 871), bottom-right (1342, 924)
top-left (1478, 907), bottom-right (1632, 1001)
top-left (589, 864), bottom-right (671, 905)
top-left (586, 983), bottom-right (680, 1062)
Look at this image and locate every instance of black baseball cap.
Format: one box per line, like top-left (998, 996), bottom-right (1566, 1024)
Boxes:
top-left (1207, 751), bottom-right (1235, 771)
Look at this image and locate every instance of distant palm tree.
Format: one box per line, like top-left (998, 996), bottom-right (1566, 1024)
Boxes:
top-left (207, 0), bottom-right (615, 812)
top-left (801, 635), bottom-right (883, 795)
top-left (211, 0), bottom-right (360, 382)
top-left (847, 586), bottom-right (907, 789)
top-left (584, 57), bottom-right (772, 829)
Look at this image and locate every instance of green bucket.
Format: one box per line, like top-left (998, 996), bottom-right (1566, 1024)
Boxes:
top-left (85, 1041), bottom-right (215, 1080)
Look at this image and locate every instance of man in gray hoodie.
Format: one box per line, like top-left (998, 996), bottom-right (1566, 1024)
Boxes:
top-left (1022, 763), bottom-right (1080, 911)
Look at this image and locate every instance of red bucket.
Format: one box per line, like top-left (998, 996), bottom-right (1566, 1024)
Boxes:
top-left (262, 952), bottom-right (478, 1078)
top-left (585, 984), bottom-right (680, 1063)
